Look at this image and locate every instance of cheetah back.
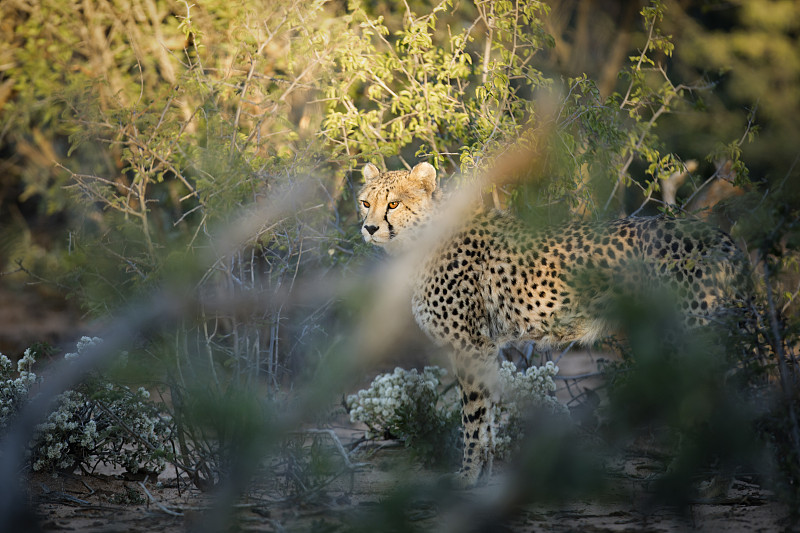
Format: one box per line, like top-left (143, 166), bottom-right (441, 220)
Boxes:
top-left (412, 213), bottom-right (748, 355)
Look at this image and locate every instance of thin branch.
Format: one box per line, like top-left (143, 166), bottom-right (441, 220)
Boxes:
top-left (300, 429), bottom-right (369, 471)
top-left (139, 481), bottom-right (184, 517)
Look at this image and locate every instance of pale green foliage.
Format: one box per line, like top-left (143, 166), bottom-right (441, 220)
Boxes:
top-left (0, 0), bottom-right (729, 307)
top-left (544, 1), bottom-right (707, 215)
top-left (1, 0), bottom-right (342, 302)
top-left (0, 338), bottom-right (172, 474)
top-left (320, 0), bottom-right (552, 174)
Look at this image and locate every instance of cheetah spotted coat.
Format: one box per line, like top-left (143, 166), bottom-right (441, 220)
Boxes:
top-left (357, 162), bottom-right (749, 486)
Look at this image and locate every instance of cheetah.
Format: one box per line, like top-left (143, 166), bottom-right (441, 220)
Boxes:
top-left (357, 161), bottom-right (749, 487)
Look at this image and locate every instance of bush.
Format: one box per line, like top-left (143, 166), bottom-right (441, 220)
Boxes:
top-left (347, 366), bottom-right (460, 466)
top-left (1, 338), bottom-right (172, 475)
top-left (347, 362), bottom-right (567, 467)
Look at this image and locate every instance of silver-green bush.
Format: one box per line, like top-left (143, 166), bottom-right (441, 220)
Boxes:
top-left (1, 338), bottom-right (172, 475)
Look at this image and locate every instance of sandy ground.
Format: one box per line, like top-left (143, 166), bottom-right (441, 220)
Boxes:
top-left (26, 432), bottom-right (791, 533)
top-left (25, 348), bottom-right (794, 533)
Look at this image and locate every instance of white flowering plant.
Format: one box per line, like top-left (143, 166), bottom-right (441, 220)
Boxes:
top-left (0, 348), bottom-right (39, 430)
top-left (493, 360), bottom-right (569, 459)
top-left (347, 362), bottom-right (568, 466)
top-left (347, 366), bottom-right (461, 466)
top-left (0, 337), bottom-right (173, 475)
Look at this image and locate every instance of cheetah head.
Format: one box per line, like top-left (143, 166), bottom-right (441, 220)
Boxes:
top-left (357, 162), bottom-right (437, 253)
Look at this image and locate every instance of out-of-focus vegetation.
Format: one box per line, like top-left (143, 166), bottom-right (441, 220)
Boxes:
top-left (1, 338), bottom-right (172, 475)
top-left (1, 0), bottom-right (799, 529)
top-left (2, 0), bottom-right (796, 301)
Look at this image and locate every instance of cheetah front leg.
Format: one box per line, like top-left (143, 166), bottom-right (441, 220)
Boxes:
top-left (451, 349), bottom-right (499, 488)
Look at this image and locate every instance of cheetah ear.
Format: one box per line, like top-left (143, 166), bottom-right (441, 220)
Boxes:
top-left (409, 162), bottom-right (436, 195)
top-left (362, 163), bottom-right (381, 183)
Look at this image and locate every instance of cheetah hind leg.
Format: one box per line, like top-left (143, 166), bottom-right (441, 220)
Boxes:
top-left (450, 383), bottom-right (496, 488)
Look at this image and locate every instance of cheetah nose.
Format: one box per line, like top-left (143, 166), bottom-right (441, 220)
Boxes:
top-left (364, 225), bottom-right (379, 235)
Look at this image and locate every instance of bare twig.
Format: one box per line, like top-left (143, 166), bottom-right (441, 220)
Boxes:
top-left (139, 481), bottom-right (184, 517)
top-left (303, 429), bottom-right (370, 471)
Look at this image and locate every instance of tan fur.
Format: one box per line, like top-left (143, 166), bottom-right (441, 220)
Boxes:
top-left (358, 163), bottom-right (749, 487)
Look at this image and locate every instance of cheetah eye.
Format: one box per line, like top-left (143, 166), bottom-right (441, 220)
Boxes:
top-left (361, 200), bottom-right (371, 209)
top-left (387, 201), bottom-right (399, 209)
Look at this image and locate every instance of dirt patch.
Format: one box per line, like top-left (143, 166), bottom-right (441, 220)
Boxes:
top-left (31, 472), bottom-right (203, 533)
top-left (24, 429), bottom-right (792, 533)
